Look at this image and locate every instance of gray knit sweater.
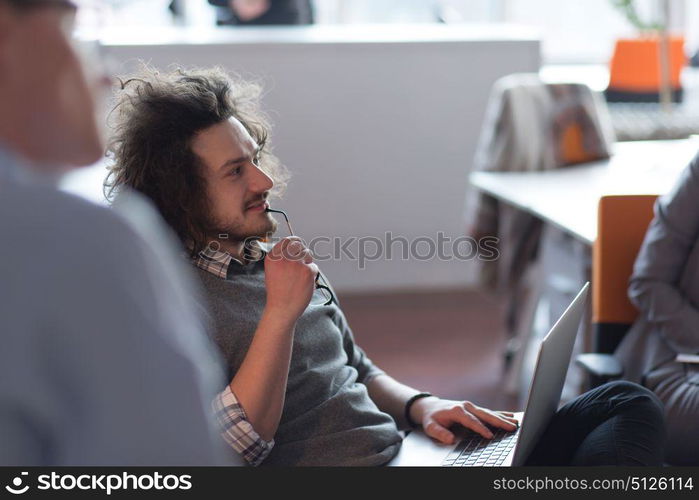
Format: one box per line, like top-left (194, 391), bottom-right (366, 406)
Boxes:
top-left (194, 260), bottom-right (402, 466)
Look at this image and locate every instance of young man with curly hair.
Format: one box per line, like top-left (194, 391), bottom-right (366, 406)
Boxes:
top-left (106, 66), bottom-right (667, 467)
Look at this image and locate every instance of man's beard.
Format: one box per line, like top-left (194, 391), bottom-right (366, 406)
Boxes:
top-left (208, 212), bottom-right (278, 243)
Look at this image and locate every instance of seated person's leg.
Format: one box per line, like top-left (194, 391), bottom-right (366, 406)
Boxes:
top-left (525, 381), bottom-right (665, 465)
top-left (644, 361), bottom-right (699, 465)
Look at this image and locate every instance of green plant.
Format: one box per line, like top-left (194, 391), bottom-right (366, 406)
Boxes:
top-left (610, 0), bottom-right (663, 33)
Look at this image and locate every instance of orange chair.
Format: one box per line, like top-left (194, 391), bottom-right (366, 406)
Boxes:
top-left (576, 195), bottom-right (658, 388)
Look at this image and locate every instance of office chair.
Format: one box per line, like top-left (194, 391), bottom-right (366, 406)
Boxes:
top-left (576, 194), bottom-right (658, 389)
top-left (469, 73), bottom-right (616, 397)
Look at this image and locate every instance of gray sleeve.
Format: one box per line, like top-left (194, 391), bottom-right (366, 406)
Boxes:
top-left (0, 199), bottom-right (232, 465)
top-left (332, 307), bottom-right (385, 384)
top-left (629, 151), bottom-right (699, 354)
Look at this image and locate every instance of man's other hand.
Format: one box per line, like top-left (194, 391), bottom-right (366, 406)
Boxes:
top-left (411, 397), bottom-right (519, 444)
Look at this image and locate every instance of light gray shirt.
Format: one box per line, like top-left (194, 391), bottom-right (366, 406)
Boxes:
top-left (0, 146), bottom-right (236, 465)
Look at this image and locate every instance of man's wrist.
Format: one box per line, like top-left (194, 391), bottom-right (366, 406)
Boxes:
top-left (259, 307), bottom-right (298, 333)
top-left (406, 393), bottom-right (437, 428)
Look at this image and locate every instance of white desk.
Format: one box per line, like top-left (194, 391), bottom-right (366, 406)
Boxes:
top-left (469, 139), bottom-right (698, 402)
top-left (470, 139), bottom-right (699, 245)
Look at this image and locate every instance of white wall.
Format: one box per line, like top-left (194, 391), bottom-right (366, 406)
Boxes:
top-left (98, 24), bottom-right (540, 292)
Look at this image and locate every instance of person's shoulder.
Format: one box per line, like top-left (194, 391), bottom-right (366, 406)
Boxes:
top-left (0, 185), bottom-right (155, 339)
top-left (661, 148), bottom-right (699, 204)
top-left (0, 183), bottom-right (139, 257)
top-left (0, 185), bottom-right (159, 303)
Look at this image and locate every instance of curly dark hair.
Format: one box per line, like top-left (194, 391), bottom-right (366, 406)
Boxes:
top-left (105, 65), bottom-right (288, 257)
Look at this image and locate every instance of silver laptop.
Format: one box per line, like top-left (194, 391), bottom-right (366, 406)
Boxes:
top-left (389, 283), bottom-right (589, 467)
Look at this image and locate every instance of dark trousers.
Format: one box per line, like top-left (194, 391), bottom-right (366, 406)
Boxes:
top-left (525, 381), bottom-right (666, 465)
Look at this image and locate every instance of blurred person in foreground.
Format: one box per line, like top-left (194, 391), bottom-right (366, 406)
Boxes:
top-left (0, 0), bottom-right (235, 465)
top-left (105, 65), bottom-right (667, 466)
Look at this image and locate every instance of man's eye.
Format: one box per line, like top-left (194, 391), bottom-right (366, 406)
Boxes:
top-left (229, 167), bottom-right (242, 176)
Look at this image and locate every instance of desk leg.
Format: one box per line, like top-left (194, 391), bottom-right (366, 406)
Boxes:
top-left (502, 224), bottom-right (592, 404)
top-left (502, 261), bottom-right (544, 398)
top-left (579, 244), bottom-right (593, 394)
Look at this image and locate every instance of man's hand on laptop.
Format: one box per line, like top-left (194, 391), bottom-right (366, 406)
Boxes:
top-left (411, 397), bottom-right (519, 445)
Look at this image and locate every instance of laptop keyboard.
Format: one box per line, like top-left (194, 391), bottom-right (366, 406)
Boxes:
top-left (441, 427), bottom-right (519, 467)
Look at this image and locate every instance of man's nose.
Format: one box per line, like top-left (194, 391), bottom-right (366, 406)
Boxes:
top-left (250, 164), bottom-right (274, 193)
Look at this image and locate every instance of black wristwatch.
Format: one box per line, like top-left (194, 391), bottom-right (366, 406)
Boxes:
top-left (404, 392), bottom-right (433, 428)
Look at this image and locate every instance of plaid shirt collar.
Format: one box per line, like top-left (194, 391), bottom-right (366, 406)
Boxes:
top-left (192, 240), bottom-right (267, 280)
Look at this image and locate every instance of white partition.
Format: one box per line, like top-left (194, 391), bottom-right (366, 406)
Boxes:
top-left (97, 24), bottom-right (540, 292)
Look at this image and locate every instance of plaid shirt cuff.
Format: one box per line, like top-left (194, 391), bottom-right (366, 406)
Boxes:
top-left (212, 386), bottom-right (274, 466)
